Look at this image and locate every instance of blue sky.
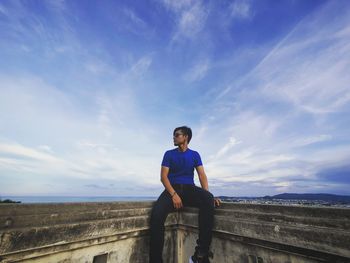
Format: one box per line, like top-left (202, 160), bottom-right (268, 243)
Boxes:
top-left (0, 0), bottom-right (350, 197)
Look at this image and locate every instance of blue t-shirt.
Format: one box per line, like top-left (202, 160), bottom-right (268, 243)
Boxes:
top-left (161, 148), bottom-right (203, 185)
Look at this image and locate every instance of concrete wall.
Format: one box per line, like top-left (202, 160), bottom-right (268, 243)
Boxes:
top-left (178, 203), bottom-right (350, 263)
top-left (0, 202), bottom-right (349, 263)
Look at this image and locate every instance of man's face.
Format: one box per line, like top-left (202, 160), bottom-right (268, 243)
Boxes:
top-left (173, 130), bottom-right (187, 146)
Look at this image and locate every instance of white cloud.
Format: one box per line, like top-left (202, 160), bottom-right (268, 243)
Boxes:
top-left (176, 2), bottom-right (208, 39)
top-left (0, 142), bottom-right (60, 163)
top-left (0, 68), bottom-right (174, 196)
top-left (162, 0), bottom-right (209, 42)
top-left (0, 2), bottom-right (7, 15)
top-left (0, 141), bottom-right (81, 178)
top-left (84, 59), bottom-right (113, 75)
top-left (119, 7), bottom-right (154, 37)
top-left (37, 145), bottom-right (54, 153)
top-left (187, 1), bottom-right (350, 195)
top-left (289, 134), bottom-right (332, 148)
top-left (183, 59), bottom-right (210, 82)
top-left (209, 136), bottom-right (242, 160)
top-left (123, 8), bottom-right (147, 28)
top-left (45, 0), bottom-right (67, 13)
top-left (161, 0), bottom-right (193, 12)
top-left (0, 0), bottom-right (79, 57)
top-left (130, 55), bottom-right (153, 76)
top-left (76, 140), bottom-right (116, 150)
top-left (250, 3), bottom-right (350, 114)
top-left (96, 95), bottom-right (114, 139)
top-left (230, 0), bottom-right (253, 20)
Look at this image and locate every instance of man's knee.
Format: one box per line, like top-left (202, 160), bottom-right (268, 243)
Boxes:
top-left (150, 204), bottom-right (161, 220)
top-left (150, 203), bottom-right (169, 225)
top-left (206, 190), bottom-right (214, 199)
top-left (202, 190), bottom-right (214, 204)
top-left (208, 192), bottom-right (214, 205)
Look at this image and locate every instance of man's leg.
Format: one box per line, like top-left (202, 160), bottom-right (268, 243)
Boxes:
top-left (149, 189), bottom-right (176, 263)
top-left (183, 185), bottom-right (215, 257)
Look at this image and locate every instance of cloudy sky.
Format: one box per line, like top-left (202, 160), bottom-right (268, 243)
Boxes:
top-left (0, 0), bottom-right (349, 197)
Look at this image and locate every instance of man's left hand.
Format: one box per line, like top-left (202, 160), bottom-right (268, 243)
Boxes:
top-left (214, 197), bottom-right (221, 207)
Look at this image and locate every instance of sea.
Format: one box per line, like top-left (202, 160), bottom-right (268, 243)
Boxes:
top-left (0, 196), bottom-right (158, 203)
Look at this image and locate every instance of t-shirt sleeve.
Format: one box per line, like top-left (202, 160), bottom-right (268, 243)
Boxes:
top-left (161, 151), bottom-right (170, 167)
top-left (194, 151), bottom-right (203, 167)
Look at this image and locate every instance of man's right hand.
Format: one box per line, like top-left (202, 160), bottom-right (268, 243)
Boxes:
top-left (172, 193), bottom-right (183, 210)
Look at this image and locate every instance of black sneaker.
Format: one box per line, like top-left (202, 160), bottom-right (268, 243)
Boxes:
top-left (191, 250), bottom-right (214, 263)
top-left (191, 238), bottom-right (201, 260)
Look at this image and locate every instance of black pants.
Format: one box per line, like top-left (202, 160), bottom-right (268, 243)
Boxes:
top-left (149, 183), bottom-right (215, 263)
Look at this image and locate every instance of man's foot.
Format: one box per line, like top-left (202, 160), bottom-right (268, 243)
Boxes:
top-left (191, 239), bottom-right (214, 263)
top-left (191, 250), bottom-right (214, 263)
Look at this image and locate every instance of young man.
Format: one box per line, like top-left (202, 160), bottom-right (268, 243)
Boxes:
top-left (149, 126), bottom-right (221, 263)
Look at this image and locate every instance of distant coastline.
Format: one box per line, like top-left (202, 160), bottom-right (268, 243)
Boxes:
top-left (0, 198), bottom-right (21, 203)
top-left (218, 193), bottom-right (350, 208)
top-left (0, 196), bottom-right (158, 203)
top-left (1, 193), bottom-right (349, 207)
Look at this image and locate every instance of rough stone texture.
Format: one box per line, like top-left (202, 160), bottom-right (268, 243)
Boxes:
top-left (0, 202), bottom-right (349, 263)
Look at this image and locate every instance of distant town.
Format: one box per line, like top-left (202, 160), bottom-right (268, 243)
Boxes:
top-left (218, 193), bottom-right (350, 208)
top-left (1, 193), bottom-right (350, 208)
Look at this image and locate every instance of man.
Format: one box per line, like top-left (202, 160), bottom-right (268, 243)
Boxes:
top-left (149, 126), bottom-right (221, 263)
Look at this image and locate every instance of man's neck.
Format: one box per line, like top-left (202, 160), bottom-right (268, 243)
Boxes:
top-left (177, 144), bottom-right (188, 152)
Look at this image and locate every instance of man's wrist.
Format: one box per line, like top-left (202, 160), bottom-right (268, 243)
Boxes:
top-left (171, 191), bottom-right (177, 197)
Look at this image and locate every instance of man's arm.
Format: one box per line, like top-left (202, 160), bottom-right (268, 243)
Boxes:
top-left (160, 166), bottom-right (177, 196)
top-left (195, 165), bottom-right (209, 191)
top-left (196, 165), bottom-right (222, 207)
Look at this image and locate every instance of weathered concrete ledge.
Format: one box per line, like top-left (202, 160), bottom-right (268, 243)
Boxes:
top-left (0, 202), bottom-right (349, 263)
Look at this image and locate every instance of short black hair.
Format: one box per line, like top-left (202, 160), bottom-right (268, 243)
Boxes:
top-left (173, 126), bottom-right (192, 144)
